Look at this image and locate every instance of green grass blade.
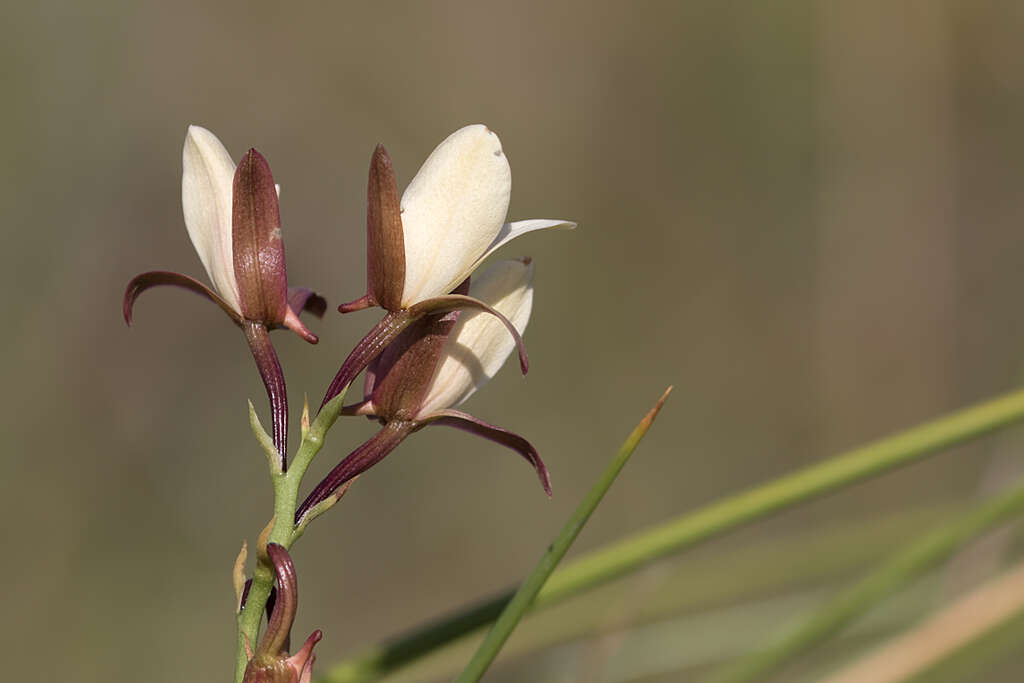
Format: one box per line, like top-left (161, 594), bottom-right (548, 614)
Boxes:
top-left (453, 387), bottom-right (672, 683)
top-left (700, 476), bottom-right (1024, 683)
top-left (319, 386), bottom-right (1024, 683)
top-left (821, 559), bottom-right (1024, 683)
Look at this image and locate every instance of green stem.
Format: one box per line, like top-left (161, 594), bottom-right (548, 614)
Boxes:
top-left (454, 388), bottom-right (671, 683)
top-left (234, 390), bottom-right (348, 683)
top-left (700, 475), bottom-right (1024, 683)
top-left (320, 385), bottom-right (1024, 683)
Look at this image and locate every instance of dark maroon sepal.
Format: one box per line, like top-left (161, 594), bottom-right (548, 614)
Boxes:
top-left (244, 322), bottom-right (289, 465)
top-left (359, 278), bottom-right (467, 404)
top-left (319, 310), bottom-right (410, 410)
top-left (294, 421), bottom-right (414, 524)
top-left (243, 544), bottom-right (322, 683)
top-left (320, 286), bottom-right (527, 411)
top-left (123, 270), bottom-right (243, 327)
top-left (261, 544), bottom-right (297, 657)
top-left (368, 310), bottom-right (461, 420)
top-left (287, 287), bottom-right (327, 319)
top-left (366, 144), bottom-right (405, 312)
top-left (234, 148), bottom-right (289, 326)
top-left (407, 293), bottom-right (529, 375)
top-left (420, 409), bottom-right (552, 496)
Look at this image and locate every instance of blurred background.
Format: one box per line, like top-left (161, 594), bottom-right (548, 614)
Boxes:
top-left (5, 1), bottom-right (1024, 681)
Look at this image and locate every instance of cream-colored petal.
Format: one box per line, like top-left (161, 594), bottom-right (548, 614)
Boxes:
top-left (465, 219), bottom-right (576, 277)
top-left (418, 259), bottom-right (534, 415)
top-left (181, 125), bottom-right (240, 312)
top-left (399, 124), bottom-right (512, 306)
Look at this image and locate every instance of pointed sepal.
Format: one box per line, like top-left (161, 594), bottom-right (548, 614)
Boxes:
top-left (242, 544), bottom-right (322, 683)
top-left (420, 409), bottom-right (551, 496)
top-left (366, 144), bottom-right (405, 312)
top-left (368, 310), bottom-right (461, 420)
top-left (295, 421), bottom-right (414, 524)
top-left (233, 148), bottom-right (288, 326)
top-left (123, 270), bottom-right (243, 327)
top-left (319, 310), bottom-right (409, 410)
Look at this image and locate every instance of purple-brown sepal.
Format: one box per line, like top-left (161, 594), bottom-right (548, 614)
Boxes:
top-left (233, 149), bottom-right (288, 326)
top-left (242, 544), bottom-right (322, 683)
top-left (123, 270), bottom-right (243, 327)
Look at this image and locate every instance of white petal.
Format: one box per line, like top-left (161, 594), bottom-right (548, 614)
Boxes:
top-left (471, 219), bottom-right (576, 272)
top-left (419, 259), bottom-right (534, 415)
top-left (399, 124), bottom-right (512, 306)
top-left (181, 125), bottom-right (240, 313)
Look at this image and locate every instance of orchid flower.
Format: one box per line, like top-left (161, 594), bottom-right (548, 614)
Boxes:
top-left (124, 126), bottom-right (325, 462)
top-left (242, 544), bottom-right (321, 683)
top-left (320, 124), bottom-right (574, 407)
top-left (297, 259), bottom-right (549, 525)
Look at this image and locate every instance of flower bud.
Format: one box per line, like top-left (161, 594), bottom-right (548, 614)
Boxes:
top-left (242, 544), bottom-right (321, 683)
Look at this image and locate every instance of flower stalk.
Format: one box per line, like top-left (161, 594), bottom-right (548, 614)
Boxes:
top-left (235, 389), bottom-right (348, 683)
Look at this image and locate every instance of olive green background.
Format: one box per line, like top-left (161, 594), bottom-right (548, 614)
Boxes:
top-left (5, 2), bottom-right (1024, 681)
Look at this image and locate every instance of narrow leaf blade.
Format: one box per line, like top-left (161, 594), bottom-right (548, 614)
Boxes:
top-left (454, 387), bottom-right (672, 683)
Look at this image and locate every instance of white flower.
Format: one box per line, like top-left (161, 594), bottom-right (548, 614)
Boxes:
top-left (125, 125), bottom-right (323, 460)
top-left (303, 258), bottom-right (549, 519)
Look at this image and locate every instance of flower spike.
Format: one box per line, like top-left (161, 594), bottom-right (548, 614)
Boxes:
top-left (124, 126), bottom-right (325, 462)
top-left (299, 260), bottom-right (548, 526)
